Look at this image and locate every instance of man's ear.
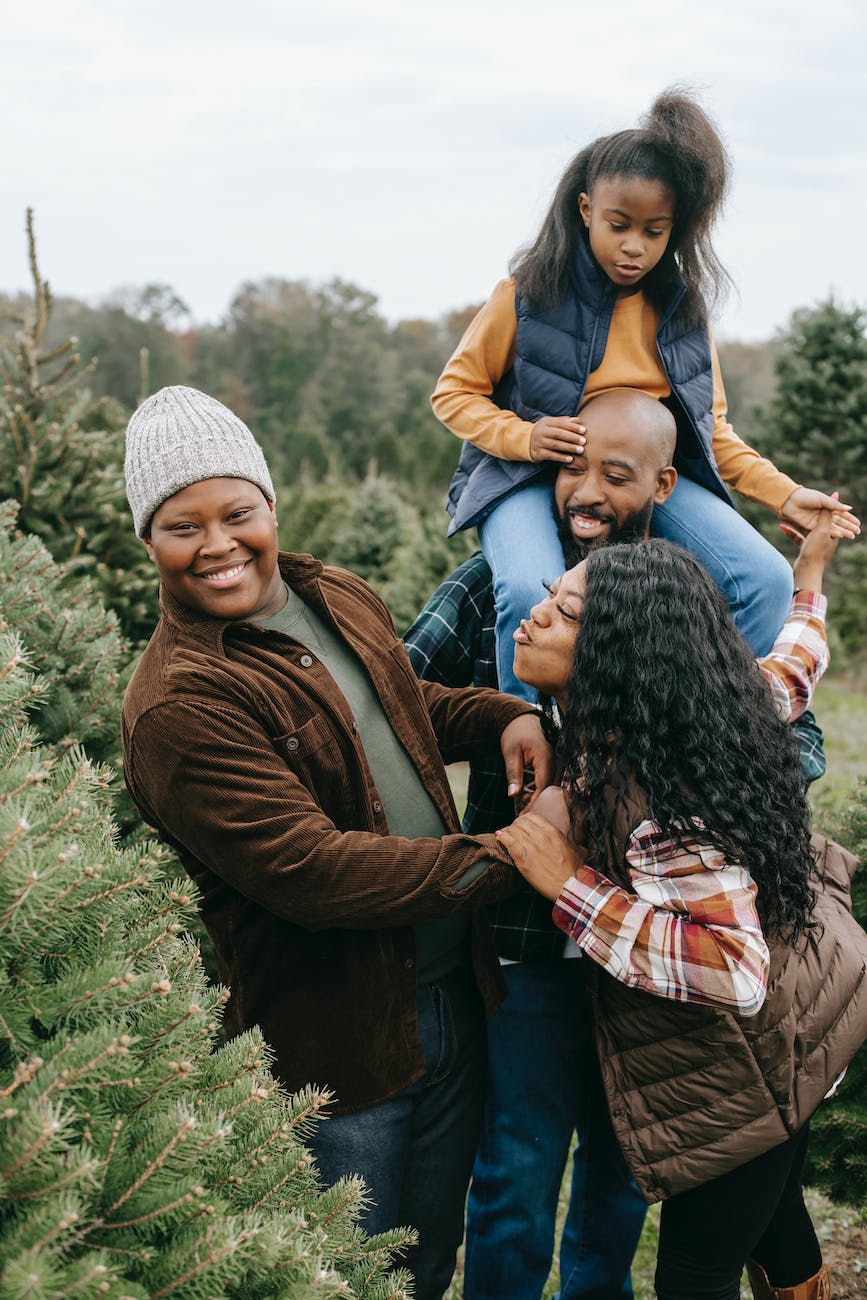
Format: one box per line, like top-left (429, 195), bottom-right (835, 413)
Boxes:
top-left (142, 534), bottom-right (156, 563)
top-left (654, 466), bottom-right (678, 505)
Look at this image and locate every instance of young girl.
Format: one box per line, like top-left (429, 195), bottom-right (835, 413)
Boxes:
top-left (434, 89), bottom-right (859, 698)
top-left (498, 522), bottom-right (867, 1300)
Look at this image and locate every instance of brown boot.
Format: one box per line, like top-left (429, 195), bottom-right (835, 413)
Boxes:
top-left (746, 1258), bottom-right (832, 1299)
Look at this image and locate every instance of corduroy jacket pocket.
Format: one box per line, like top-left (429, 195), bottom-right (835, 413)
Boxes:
top-left (274, 713), bottom-right (355, 821)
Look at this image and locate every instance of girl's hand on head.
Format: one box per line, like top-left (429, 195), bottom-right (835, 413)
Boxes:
top-left (496, 813), bottom-right (586, 902)
top-left (529, 416), bottom-right (587, 463)
top-left (780, 486), bottom-right (861, 541)
top-left (790, 504), bottom-right (842, 594)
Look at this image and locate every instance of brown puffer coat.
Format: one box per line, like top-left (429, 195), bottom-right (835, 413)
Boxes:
top-left (590, 830), bottom-right (867, 1204)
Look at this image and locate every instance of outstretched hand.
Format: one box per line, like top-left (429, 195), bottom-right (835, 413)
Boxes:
top-left (780, 486), bottom-right (860, 541)
top-left (500, 714), bottom-right (555, 807)
top-left (791, 506), bottom-right (842, 595)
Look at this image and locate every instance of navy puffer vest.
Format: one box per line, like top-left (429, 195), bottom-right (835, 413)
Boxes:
top-left (446, 239), bottom-right (732, 535)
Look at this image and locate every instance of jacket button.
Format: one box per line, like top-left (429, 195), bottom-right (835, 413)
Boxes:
top-left (299, 654), bottom-right (314, 668)
top-left (286, 737), bottom-right (300, 752)
top-left (404, 958), bottom-right (415, 970)
top-left (372, 800), bottom-right (383, 814)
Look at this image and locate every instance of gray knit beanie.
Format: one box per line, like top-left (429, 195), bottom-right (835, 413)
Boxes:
top-left (125, 385), bottom-right (276, 536)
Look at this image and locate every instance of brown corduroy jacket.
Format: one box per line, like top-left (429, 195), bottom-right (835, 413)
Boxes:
top-left (591, 785), bottom-right (867, 1203)
top-left (122, 552), bottom-right (529, 1113)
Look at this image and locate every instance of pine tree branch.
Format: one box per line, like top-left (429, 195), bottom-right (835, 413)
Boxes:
top-left (100, 1184), bottom-right (207, 1231)
top-left (148, 1229), bottom-right (259, 1299)
top-left (103, 1115), bottom-right (197, 1217)
top-left (0, 1054), bottom-right (44, 1098)
top-left (14, 1156), bottom-right (100, 1199)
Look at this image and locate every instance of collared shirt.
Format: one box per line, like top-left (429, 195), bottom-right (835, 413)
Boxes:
top-left (405, 558), bottom-right (828, 967)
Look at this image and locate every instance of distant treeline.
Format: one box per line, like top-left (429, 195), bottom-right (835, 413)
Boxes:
top-left (1, 269), bottom-right (865, 653)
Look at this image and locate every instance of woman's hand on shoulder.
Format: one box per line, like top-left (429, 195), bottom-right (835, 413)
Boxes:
top-left (497, 810), bottom-right (586, 902)
top-left (529, 416), bottom-right (586, 463)
top-left (780, 485), bottom-right (861, 541)
top-left (525, 784), bottom-right (572, 835)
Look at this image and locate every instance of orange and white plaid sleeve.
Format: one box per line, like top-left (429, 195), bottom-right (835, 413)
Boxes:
top-left (552, 820), bottom-right (770, 1015)
top-left (758, 592), bottom-right (828, 722)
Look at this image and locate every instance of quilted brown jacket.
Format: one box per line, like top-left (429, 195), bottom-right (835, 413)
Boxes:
top-left (122, 552), bottom-right (530, 1113)
top-left (590, 803), bottom-right (867, 1204)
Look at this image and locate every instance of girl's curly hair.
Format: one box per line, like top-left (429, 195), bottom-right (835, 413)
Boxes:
top-left (512, 87), bottom-right (732, 329)
top-left (540, 540), bottom-right (816, 943)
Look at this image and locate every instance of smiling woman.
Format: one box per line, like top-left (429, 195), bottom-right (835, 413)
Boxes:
top-left (144, 479), bottom-right (286, 622)
top-left (120, 384), bottom-right (558, 1300)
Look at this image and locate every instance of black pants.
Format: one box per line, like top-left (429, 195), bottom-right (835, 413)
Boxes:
top-left (655, 1123), bottom-right (822, 1300)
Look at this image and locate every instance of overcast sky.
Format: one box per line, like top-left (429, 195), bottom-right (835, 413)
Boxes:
top-left (2, 0), bottom-right (866, 341)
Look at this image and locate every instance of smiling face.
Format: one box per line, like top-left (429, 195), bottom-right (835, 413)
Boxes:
top-left (578, 175), bottom-right (675, 292)
top-left (144, 477), bottom-right (286, 622)
top-left (553, 390), bottom-right (677, 556)
top-left (512, 561), bottom-right (587, 706)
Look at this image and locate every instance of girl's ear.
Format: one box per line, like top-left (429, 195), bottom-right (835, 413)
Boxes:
top-left (578, 192), bottom-right (592, 228)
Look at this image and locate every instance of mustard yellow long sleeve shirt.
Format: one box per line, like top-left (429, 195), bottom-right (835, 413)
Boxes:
top-left (432, 279), bottom-right (799, 514)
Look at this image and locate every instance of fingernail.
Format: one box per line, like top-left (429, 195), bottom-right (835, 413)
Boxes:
top-left (507, 783), bottom-right (519, 795)
top-left (494, 829), bottom-right (502, 837)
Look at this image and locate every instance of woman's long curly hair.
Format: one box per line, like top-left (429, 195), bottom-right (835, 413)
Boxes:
top-left (511, 88), bottom-right (732, 329)
top-left (541, 540), bottom-right (816, 943)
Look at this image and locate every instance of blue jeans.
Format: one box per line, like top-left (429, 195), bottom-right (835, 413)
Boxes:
top-left (479, 476), bottom-right (793, 700)
top-left (310, 968), bottom-right (486, 1300)
top-left (464, 961), bottom-right (647, 1300)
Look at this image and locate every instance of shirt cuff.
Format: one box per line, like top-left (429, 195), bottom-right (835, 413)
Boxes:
top-left (791, 591), bottom-right (827, 618)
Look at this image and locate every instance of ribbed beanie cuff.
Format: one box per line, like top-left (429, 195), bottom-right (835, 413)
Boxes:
top-left (124, 385), bottom-right (276, 535)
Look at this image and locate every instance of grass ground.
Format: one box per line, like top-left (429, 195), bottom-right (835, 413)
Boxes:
top-left (445, 1187), bottom-right (867, 1297)
top-left (444, 672), bottom-right (867, 1297)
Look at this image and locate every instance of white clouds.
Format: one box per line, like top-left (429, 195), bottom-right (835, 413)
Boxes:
top-left (1, 0), bottom-right (866, 339)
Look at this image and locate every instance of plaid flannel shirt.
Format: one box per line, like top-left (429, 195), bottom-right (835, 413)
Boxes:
top-left (554, 822), bottom-right (770, 1014)
top-left (405, 557), bottom-right (829, 968)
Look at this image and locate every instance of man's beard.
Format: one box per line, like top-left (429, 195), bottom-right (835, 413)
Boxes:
top-left (555, 497), bottom-right (655, 568)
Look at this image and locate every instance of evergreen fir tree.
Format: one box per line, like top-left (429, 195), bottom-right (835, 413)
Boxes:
top-left (0, 211), bottom-right (158, 648)
top-left (0, 500), bottom-right (124, 770)
top-left (753, 299), bottom-right (867, 655)
top-left (807, 782), bottom-right (867, 1211)
top-left (328, 471), bottom-right (411, 590)
top-left (0, 567), bottom-right (414, 1296)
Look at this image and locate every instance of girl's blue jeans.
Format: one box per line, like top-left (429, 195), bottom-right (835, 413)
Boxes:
top-left (479, 476), bottom-right (793, 701)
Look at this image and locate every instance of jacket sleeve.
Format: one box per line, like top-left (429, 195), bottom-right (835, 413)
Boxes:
top-left (125, 696), bottom-right (521, 933)
top-left (552, 820), bottom-right (770, 1015)
top-left (431, 278), bottom-right (536, 461)
top-left (708, 331), bottom-right (800, 512)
